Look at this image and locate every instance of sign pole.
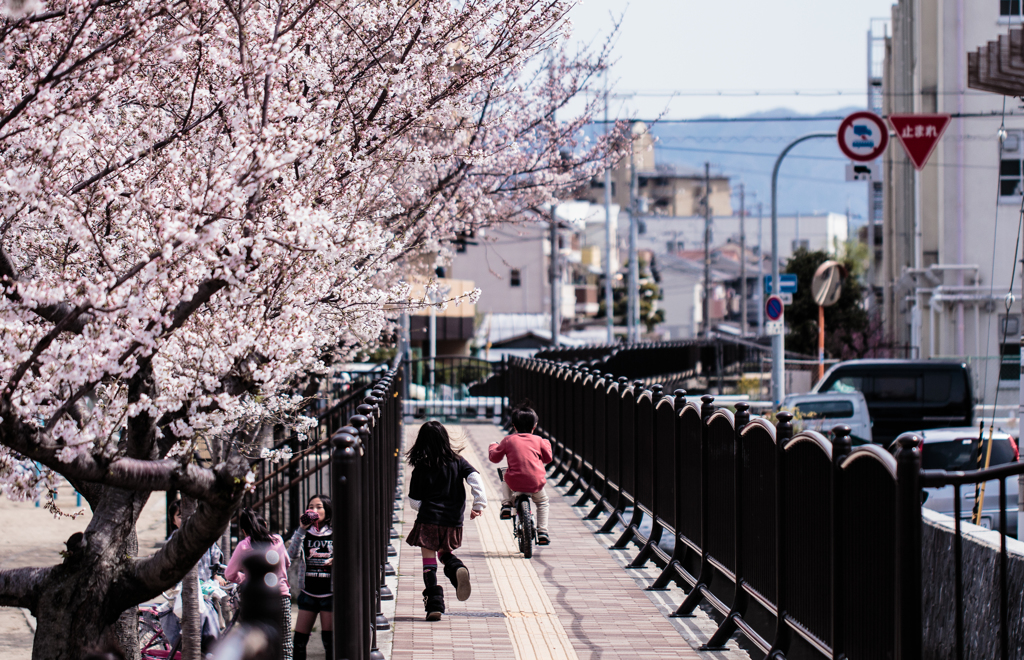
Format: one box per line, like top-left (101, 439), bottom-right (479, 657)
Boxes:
top-left (771, 132), bottom-right (836, 405)
top-left (818, 304), bottom-right (825, 381)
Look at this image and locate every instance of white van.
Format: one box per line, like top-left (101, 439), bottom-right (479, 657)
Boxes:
top-left (781, 391), bottom-right (873, 445)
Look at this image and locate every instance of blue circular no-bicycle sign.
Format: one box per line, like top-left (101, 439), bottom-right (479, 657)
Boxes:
top-left (765, 295), bottom-right (784, 322)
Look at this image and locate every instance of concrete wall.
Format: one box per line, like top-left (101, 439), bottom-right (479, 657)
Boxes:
top-left (921, 508), bottom-right (1024, 659)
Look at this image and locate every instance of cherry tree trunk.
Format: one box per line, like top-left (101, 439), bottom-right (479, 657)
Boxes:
top-left (29, 487), bottom-right (147, 660)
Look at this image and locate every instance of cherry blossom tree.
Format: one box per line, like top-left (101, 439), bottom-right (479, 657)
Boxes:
top-left (0, 0), bottom-right (622, 657)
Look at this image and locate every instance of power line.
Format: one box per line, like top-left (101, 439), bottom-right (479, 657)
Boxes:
top-left (588, 112), bottom-right (1024, 124)
top-left (655, 143), bottom-right (999, 170)
top-left (605, 89), bottom-right (1006, 98)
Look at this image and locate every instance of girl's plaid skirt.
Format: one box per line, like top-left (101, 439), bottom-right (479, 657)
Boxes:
top-left (405, 522), bottom-right (463, 554)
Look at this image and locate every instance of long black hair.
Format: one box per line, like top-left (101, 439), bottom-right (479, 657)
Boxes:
top-left (405, 420), bottom-right (458, 470)
top-left (308, 494), bottom-right (332, 528)
top-left (239, 508), bottom-right (272, 544)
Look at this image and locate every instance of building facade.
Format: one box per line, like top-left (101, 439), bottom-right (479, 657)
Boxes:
top-left (577, 122), bottom-right (733, 218)
top-left (883, 1), bottom-right (1021, 407)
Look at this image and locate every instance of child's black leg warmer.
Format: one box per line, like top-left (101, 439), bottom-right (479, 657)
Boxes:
top-left (293, 631), bottom-right (310, 660)
top-left (321, 632), bottom-right (333, 659)
top-left (422, 556), bottom-right (438, 589)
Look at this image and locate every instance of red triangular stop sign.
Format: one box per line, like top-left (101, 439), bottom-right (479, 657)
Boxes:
top-left (888, 114), bottom-right (952, 170)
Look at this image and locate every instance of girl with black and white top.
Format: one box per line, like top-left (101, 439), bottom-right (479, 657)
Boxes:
top-left (286, 494), bottom-right (333, 660)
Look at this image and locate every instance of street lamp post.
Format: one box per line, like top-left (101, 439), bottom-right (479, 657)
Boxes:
top-left (770, 132), bottom-right (836, 405)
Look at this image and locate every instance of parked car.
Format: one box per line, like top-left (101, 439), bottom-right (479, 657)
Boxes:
top-left (892, 427), bottom-right (1019, 533)
top-left (810, 360), bottom-right (974, 445)
top-left (781, 392), bottom-right (872, 445)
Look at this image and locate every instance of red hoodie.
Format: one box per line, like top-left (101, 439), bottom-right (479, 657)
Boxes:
top-left (488, 433), bottom-right (552, 493)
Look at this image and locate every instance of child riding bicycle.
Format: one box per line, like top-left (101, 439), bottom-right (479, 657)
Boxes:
top-left (489, 404), bottom-right (553, 545)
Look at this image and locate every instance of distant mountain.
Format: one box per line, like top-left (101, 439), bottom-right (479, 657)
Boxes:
top-left (648, 106), bottom-right (871, 225)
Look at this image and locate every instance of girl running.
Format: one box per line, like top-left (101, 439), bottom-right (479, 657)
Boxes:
top-left (286, 494), bottom-right (333, 660)
top-left (405, 421), bottom-right (487, 621)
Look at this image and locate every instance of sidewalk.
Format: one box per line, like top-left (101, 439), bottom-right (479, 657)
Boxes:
top-left (392, 422), bottom-right (750, 660)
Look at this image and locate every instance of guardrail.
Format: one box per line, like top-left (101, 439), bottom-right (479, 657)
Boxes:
top-left (910, 451), bottom-right (1024, 660)
top-left (506, 356), bottom-right (908, 658)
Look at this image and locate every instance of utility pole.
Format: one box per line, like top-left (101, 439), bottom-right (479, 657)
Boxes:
top-left (550, 207), bottom-right (560, 347)
top-left (603, 74), bottom-right (614, 344)
top-left (702, 162), bottom-right (712, 339)
top-left (757, 201), bottom-right (765, 336)
top-left (739, 183), bottom-right (747, 336)
top-left (628, 125), bottom-right (640, 343)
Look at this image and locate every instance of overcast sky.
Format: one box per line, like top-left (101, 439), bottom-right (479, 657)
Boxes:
top-left (566, 0), bottom-right (897, 119)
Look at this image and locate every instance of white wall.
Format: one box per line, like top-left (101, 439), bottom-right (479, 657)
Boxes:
top-left (449, 223), bottom-right (548, 315)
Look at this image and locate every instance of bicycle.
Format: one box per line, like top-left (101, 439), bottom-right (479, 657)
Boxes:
top-left (137, 604), bottom-right (181, 660)
top-left (497, 467), bottom-right (536, 558)
top-left (137, 581), bottom-right (240, 660)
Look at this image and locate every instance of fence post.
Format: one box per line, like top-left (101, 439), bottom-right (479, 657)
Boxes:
top-left (767, 411), bottom-right (793, 658)
top-left (672, 394), bottom-right (715, 617)
top-left (830, 424), bottom-right (853, 659)
top-left (704, 401), bottom-right (750, 648)
top-left (332, 430), bottom-right (365, 660)
top-left (354, 403), bottom-right (388, 660)
top-left (895, 434), bottom-right (923, 660)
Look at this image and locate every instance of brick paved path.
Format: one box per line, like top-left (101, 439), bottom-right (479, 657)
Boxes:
top-left (392, 423), bottom-right (749, 660)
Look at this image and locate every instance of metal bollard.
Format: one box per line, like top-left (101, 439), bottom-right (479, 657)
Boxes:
top-left (333, 431), bottom-right (365, 660)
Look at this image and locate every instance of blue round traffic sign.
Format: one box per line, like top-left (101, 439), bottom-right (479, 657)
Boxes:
top-left (765, 296), bottom-right (784, 322)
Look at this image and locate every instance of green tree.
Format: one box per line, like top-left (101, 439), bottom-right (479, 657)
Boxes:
top-left (783, 248), bottom-right (868, 358)
top-left (597, 279), bottom-right (664, 333)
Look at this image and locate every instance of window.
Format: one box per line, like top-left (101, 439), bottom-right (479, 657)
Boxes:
top-left (922, 373), bottom-right (951, 402)
top-left (827, 376), bottom-right (864, 394)
top-left (1001, 0), bottom-right (1022, 17)
top-left (874, 376), bottom-right (918, 401)
top-left (999, 314), bottom-right (1020, 381)
top-left (1000, 131), bottom-right (1024, 202)
top-left (792, 400), bottom-right (855, 420)
top-left (510, 269), bottom-right (521, 287)
top-left (921, 438), bottom-right (1017, 470)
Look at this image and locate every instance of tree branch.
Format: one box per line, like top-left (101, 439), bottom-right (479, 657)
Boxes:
top-left (0, 245), bottom-right (93, 334)
top-left (0, 566), bottom-right (52, 613)
top-left (123, 461), bottom-right (247, 604)
top-left (0, 407), bottom-right (242, 503)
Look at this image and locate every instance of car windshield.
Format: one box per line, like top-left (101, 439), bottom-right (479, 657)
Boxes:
top-left (792, 400), bottom-right (855, 419)
top-left (921, 437), bottom-right (1017, 471)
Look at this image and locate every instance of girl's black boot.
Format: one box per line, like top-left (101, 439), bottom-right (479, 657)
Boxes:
top-left (442, 555), bottom-right (472, 601)
top-left (423, 585), bottom-right (445, 621)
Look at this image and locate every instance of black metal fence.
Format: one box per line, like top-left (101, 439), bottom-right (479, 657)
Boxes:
top-left (216, 360), bottom-right (403, 660)
top-left (239, 365), bottom-right (388, 540)
top-left (331, 360), bottom-right (404, 660)
top-left (404, 356), bottom-right (506, 420)
top-left (506, 356), bottom-right (1024, 660)
top-left (534, 339), bottom-right (767, 391)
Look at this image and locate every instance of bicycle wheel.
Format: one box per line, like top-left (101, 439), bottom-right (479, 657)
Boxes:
top-left (137, 614), bottom-right (170, 658)
top-left (517, 498), bottom-right (534, 559)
